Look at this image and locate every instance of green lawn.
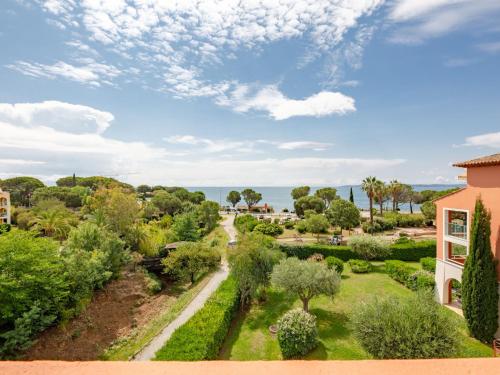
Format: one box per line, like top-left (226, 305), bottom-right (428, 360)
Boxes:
top-left (219, 262), bottom-right (492, 360)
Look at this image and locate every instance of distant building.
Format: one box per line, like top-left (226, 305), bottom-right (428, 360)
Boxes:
top-left (434, 153), bottom-right (500, 337)
top-left (0, 188), bottom-right (11, 224)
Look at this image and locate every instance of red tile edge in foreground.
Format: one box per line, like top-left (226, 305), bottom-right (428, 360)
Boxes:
top-left (0, 359), bottom-right (499, 375)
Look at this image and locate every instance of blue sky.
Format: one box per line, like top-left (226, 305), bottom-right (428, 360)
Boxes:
top-left (0, 0), bottom-right (499, 186)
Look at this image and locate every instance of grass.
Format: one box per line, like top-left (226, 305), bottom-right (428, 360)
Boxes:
top-left (219, 262), bottom-right (492, 360)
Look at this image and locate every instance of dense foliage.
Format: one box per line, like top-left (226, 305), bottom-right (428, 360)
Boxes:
top-left (304, 214), bottom-right (330, 241)
top-left (277, 308), bottom-right (318, 359)
top-left (351, 292), bottom-right (459, 359)
top-left (253, 222), bottom-right (284, 237)
top-left (294, 196), bottom-right (325, 217)
top-left (162, 242), bottom-right (220, 283)
top-left (271, 257), bottom-right (340, 311)
top-left (228, 233), bottom-right (283, 305)
top-left (461, 198), bottom-right (499, 343)
top-left (234, 214), bottom-right (259, 233)
top-left (313, 187), bottom-right (337, 209)
top-left (226, 190), bottom-right (241, 207)
top-left (325, 199), bottom-right (360, 230)
top-left (154, 276), bottom-right (240, 360)
top-left (420, 257), bottom-right (436, 273)
top-left (241, 189), bottom-right (262, 210)
top-left (0, 177), bottom-right (45, 206)
top-left (348, 235), bottom-right (390, 260)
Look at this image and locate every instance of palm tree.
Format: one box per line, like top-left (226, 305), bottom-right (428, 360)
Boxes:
top-left (361, 176), bottom-right (378, 225)
top-left (31, 209), bottom-right (72, 241)
top-left (374, 180), bottom-right (386, 216)
top-left (388, 180), bottom-right (404, 211)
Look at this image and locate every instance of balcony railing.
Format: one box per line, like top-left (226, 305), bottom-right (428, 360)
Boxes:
top-left (447, 222), bottom-right (467, 240)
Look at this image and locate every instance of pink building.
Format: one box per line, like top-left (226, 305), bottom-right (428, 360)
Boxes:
top-left (434, 153), bottom-right (500, 337)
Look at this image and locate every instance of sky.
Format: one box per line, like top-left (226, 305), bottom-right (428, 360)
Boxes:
top-left (0, 0), bottom-right (499, 187)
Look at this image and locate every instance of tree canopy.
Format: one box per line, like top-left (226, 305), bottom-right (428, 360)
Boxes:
top-left (226, 190), bottom-right (241, 207)
top-left (291, 186), bottom-right (310, 200)
top-left (0, 177), bottom-right (45, 206)
top-left (314, 187), bottom-right (337, 209)
top-left (294, 195), bottom-right (325, 217)
top-left (241, 188), bottom-right (262, 210)
top-left (326, 199), bottom-right (360, 230)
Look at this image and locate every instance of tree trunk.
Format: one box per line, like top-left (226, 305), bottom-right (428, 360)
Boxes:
top-left (409, 200), bottom-right (413, 214)
top-left (379, 199), bottom-right (383, 216)
top-left (369, 196), bottom-right (374, 225)
top-left (302, 298), bottom-right (309, 312)
top-left (190, 273), bottom-right (195, 284)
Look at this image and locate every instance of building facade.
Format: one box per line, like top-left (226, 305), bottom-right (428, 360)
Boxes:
top-left (0, 188), bottom-right (11, 224)
top-left (434, 153), bottom-right (500, 338)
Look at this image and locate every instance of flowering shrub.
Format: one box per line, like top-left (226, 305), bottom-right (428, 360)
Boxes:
top-left (277, 308), bottom-right (318, 359)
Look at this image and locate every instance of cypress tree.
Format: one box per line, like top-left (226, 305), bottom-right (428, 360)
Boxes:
top-left (72, 173), bottom-right (76, 187)
top-left (461, 197), bottom-right (498, 343)
top-left (349, 187), bottom-right (354, 204)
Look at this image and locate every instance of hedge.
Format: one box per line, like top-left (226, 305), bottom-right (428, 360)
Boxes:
top-left (420, 257), bottom-right (436, 273)
top-left (279, 240), bottom-right (436, 262)
top-left (154, 276), bottom-right (239, 360)
top-left (348, 259), bottom-right (372, 273)
top-left (385, 261), bottom-right (435, 291)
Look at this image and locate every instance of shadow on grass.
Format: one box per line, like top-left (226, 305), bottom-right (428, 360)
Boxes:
top-left (310, 308), bottom-right (352, 339)
top-left (218, 307), bottom-right (249, 359)
top-left (305, 342), bottom-right (327, 360)
top-left (245, 289), bottom-right (296, 330)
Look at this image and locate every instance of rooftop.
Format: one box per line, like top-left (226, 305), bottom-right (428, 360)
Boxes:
top-left (453, 153), bottom-right (500, 168)
top-left (1, 359), bottom-right (498, 375)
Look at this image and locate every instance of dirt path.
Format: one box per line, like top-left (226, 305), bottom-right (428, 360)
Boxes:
top-left (132, 215), bottom-right (235, 361)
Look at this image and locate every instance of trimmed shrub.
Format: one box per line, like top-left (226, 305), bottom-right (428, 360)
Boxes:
top-left (325, 256), bottom-right (344, 275)
top-left (383, 212), bottom-right (425, 228)
top-left (348, 259), bottom-right (372, 273)
top-left (420, 257), bottom-right (436, 273)
top-left (277, 308), bottom-right (318, 359)
top-left (351, 291), bottom-right (459, 359)
top-left (384, 260), bottom-right (416, 284)
top-left (253, 222), bottom-right (284, 237)
top-left (283, 220), bottom-right (295, 229)
top-left (154, 276), bottom-right (239, 360)
top-left (279, 240), bottom-right (435, 262)
top-left (406, 270), bottom-right (435, 291)
top-left (295, 220), bottom-right (307, 233)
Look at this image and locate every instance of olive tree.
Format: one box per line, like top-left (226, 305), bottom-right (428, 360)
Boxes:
top-left (348, 235), bottom-right (390, 260)
top-left (271, 257), bottom-right (340, 312)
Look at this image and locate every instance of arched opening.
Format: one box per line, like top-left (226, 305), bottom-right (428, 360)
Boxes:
top-left (445, 278), bottom-right (462, 310)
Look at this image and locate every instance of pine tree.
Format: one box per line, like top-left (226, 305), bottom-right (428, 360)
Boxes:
top-left (461, 198), bottom-right (498, 343)
top-left (349, 187), bottom-right (354, 204)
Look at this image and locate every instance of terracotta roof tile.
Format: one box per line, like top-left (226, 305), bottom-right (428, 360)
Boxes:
top-left (453, 153), bottom-right (500, 168)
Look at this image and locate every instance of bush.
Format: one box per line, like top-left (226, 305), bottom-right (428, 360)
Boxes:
top-left (277, 308), bottom-right (318, 359)
top-left (234, 214), bottom-right (259, 233)
top-left (351, 291), bottom-right (459, 359)
top-left (0, 223), bottom-right (11, 235)
top-left (362, 221), bottom-right (382, 234)
top-left (325, 256), bottom-right (344, 275)
top-left (383, 212), bottom-right (425, 228)
top-left (253, 222), bottom-right (284, 237)
top-left (279, 240), bottom-right (436, 262)
top-left (283, 220), bottom-right (295, 229)
top-left (295, 220), bottom-right (307, 233)
top-left (420, 257), bottom-right (436, 273)
top-left (384, 260), bottom-right (416, 285)
top-left (143, 270), bottom-right (162, 295)
top-left (348, 259), bottom-right (372, 273)
top-left (348, 235), bottom-right (390, 260)
top-left (406, 270), bottom-right (435, 291)
top-left (154, 276), bottom-right (239, 360)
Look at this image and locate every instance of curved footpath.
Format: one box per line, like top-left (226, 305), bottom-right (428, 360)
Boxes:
top-left (132, 215), bottom-right (236, 361)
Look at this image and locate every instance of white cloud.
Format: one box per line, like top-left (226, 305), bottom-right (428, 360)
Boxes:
top-left (23, 1), bottom-right (384, 103)
top-left (6, 60), bottom-right (120, 86)
top-left (443, 57), bottom-right (479, 68)
top-left (464, 131), bottom-right (500, 148)
top-left (219, 85), bottom-right (355, 120)
top-left (388, 0), bottom-right (500, 44)
top-left (477, 41), bottom-right (500, 53)
top-left (0, 101), bottom-right (113, 134)
top-left (0, 101), bottom-right (406, 185)
top-left (276, 141), bottom-right (332, 151)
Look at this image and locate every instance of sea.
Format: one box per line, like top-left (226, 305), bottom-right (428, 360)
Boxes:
top-left (187, 185), bottom-right (463, 213)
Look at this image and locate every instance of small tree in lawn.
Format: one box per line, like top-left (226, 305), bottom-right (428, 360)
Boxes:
top-left (326, 199), bottom-right (360, 232)
top-left (226, 190), bottom-right (241, 208)
top-left (271, 257), bottom-right (340, 312)
top-left (305, 214), bottom-right (330, 242)
top-left (348, 235), bottom-right (390, 260)
top-left (241, 188), bottom-right (262, 211)
top-left (461, 198), bottom-right (498, 343)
